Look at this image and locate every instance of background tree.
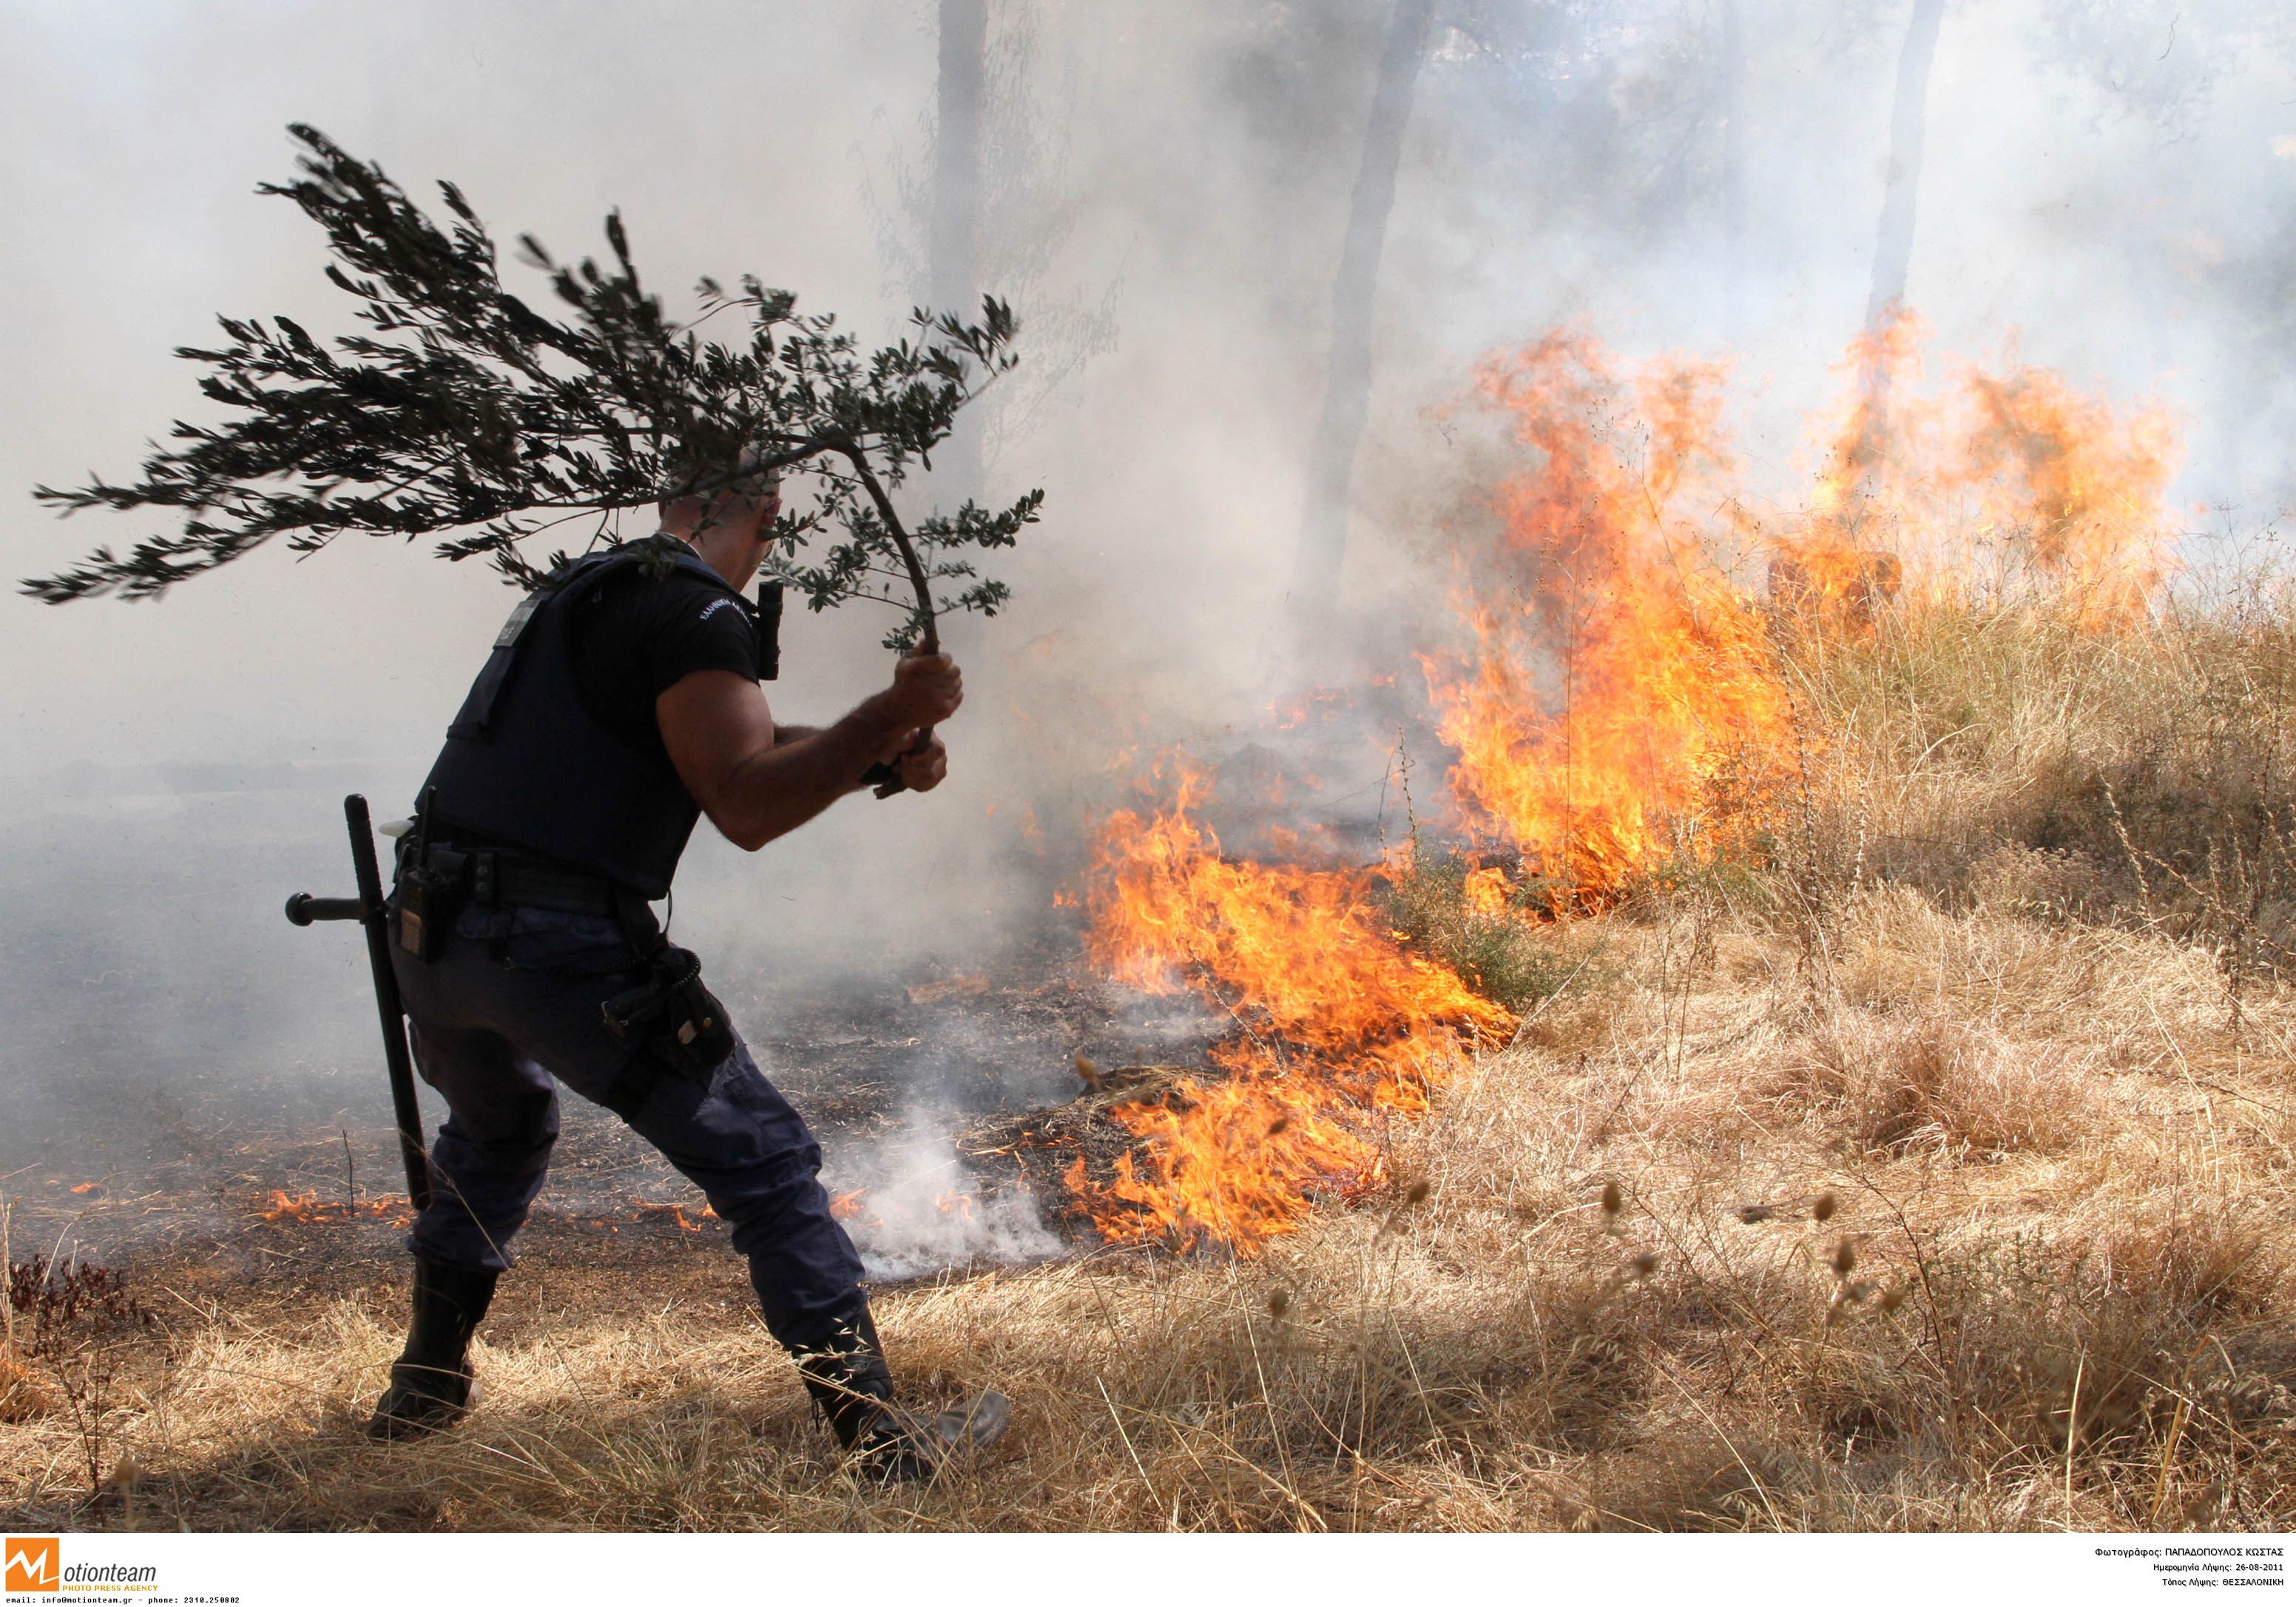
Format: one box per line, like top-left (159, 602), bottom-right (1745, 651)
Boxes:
top-left (1866, 0), bottom-right (1948, 331)
top-left (1289, 0), bottom-right (1437, 620)
top-left (1283, 0), bottom-right (1724, 618)
top-left (24, 127), bottom-right (1041, 653)
top-left (868, 1), bottom-right (1120, 505)
top-left (931, 0), bottom-right (989, 496)
top-left (1720, 0), bottom-right (1746, 343)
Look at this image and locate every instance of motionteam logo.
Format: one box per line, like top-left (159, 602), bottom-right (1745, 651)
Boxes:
top-left (4, 1537), bottom-right (58, 1591)
top-left (4, 1537), bottom-right (158, 1595)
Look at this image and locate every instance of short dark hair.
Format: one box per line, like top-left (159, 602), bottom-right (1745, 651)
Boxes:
top-left (657, 444), bottom-right (777, 520)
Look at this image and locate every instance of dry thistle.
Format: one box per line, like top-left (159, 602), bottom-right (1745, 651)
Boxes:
top-left (1074, 1054), bottom-right (1100, 1091)
top-left (1404, 1179), bottom-right (1433, 1207)
top-left (1628, 1250), bottom-right (1660, 1279)
top-left (1734, 1202), bottom-right (1775, 1224)
top-left (1875, 1284), bottom-right (1907, 1314)
top-left (1267, 1115), bottom-right (1290, 1137)
top-left (1812, 1191), bottom-right (1837, 1224)
top-left (1831, 1239), bottom-right (1858, 1278)
top-left (1267, 1290), bottom-right (1292, 1320)
top-left (1601, 1180), bottom-right (1623, 1219)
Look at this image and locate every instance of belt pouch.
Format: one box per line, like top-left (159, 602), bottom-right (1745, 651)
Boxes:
top-left (599, 946), bottom-right (736, 1077)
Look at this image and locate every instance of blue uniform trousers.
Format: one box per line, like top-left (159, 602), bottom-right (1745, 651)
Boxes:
top-left (386, 901), bottom-right (869, 1352)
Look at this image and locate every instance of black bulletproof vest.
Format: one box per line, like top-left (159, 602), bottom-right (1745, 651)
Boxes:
top-left (417, 544), bottom-right (746, 898)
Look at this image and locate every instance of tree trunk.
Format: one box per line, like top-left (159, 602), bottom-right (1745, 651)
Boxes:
top-left (1721, 0), bottom-right (1745, 343)
top-left (1290, 0), bottom-right (1436, 617)
top-left (1866, 0), bottom-right (1946, 329)
top-left (932, 0), bottom-right (988, 498)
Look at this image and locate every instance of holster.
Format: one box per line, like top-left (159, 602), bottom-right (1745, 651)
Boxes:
top-left (599, 944), bottom-right (735, 1080)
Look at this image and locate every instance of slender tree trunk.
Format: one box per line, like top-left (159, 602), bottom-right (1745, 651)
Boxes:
top-left (1837, 0), bottom-right (1947, 503)
top-left (1866, 0), bottom-right (1946, 329)
top-left (932, 0), bottom-right (988, 499)
top-left (1290, 0), bottom-right (1436, 616)
top-left (1721, 0), bottom-right (1745, 344)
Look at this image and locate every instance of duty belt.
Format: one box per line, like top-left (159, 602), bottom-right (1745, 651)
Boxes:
top-left (491, 854), bottom-right (622, 915)
top-left (401, 839), bottom-right (646, 925)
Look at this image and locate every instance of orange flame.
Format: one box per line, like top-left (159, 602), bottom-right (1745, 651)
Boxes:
top-left (1952, 361), bottom-right (2180, 628)
top-left (1070, 761), bottom-right (1512, 1251)
top-left (1420, 334), bottom-right (1796, 900)
top-left (1062, 317), bottom-right (2181, 1255)
top-left (630, 1198), bottom-right (714, 1233)
top-left (1462, 866), bottom-right (1512, 917)
top-left (1269, 686), bottom-right (1360, 730)
top-left (1423, 322), bottom-right (2181, 903)
top-left (1772, 311), bottom-right (1926, 624)
top-left (254, 1190), bottom-right (412, 1226)
top-left (1785, 307), bottom-right (2181, 627)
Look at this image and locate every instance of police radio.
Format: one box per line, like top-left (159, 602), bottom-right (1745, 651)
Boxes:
top-left (394, 785), bottom-right (459, 962)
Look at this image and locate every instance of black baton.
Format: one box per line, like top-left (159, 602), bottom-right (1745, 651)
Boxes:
top-left (284, 793), bottom-right (433, 1210)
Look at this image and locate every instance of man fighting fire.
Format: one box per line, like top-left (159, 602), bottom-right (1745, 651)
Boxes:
top-left (371, 455), bottom-right (968, 1480)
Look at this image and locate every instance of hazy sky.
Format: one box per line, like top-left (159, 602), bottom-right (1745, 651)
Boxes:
top-left (4, 0), bottom-right (2292, 1150)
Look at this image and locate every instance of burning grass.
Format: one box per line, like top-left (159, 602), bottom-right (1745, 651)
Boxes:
top-left (8, 319), bottom-right (2295, 1531)
top-left (1029, 317), bottom-right (2209, 1269)
top-left (6, 885), bottom-right (2291, 1531)
top-left (1063, 759), bottom-right (1514, 1250)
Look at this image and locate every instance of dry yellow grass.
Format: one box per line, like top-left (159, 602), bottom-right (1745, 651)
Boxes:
top-left (7, 596), bottom-right (2296, 1531)
top-left (5, 883), bottom-right (2291, 1532)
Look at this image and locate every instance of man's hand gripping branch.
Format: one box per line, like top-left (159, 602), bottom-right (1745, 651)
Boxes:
top-left (655, 650), bottom-right (962, 853)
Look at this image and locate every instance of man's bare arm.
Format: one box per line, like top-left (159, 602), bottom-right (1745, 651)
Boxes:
top-left (655, 656), bottom-right (962, 851)
top-left (772, 721), bottom-right (949, 789)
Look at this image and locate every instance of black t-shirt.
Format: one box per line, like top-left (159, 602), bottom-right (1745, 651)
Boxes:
top-left (567, 560), bottom-right (760, 762)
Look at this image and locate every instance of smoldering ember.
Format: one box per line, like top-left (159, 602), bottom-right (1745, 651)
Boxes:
top-left (4, 0), bottom-right (2295, 1540)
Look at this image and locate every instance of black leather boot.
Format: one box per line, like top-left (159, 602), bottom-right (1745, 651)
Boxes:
top-left (791, 1307), bottom-right (935, 1483)
top-left (366, 1256), bottom-right (499, 1442)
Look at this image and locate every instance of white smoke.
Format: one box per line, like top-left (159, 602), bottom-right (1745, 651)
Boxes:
top-left (828, 1119), bottom-right (1061, 1282)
